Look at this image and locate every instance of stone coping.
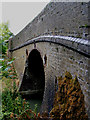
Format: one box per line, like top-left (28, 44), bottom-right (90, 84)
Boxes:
top-left (9, 35), bottom-right (90, 57)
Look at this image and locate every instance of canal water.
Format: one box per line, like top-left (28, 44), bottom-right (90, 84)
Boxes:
top-left (22, 94), bottom-right (43, 113)
top-left (28, 99), bottom-right (42, 113)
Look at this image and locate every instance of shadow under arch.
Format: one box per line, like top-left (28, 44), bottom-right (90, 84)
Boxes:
top-left (19, 49), bottom-right (45, 98)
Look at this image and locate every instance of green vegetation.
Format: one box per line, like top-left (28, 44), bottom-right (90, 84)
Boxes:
top-left (1, 82), bottom-right (40, 120)
top-left (0, 22), bottom-right (14, 54)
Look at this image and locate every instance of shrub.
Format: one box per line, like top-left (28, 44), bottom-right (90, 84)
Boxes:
top-left (0, 22), bottom-right (14, 54)
top-left (50, 72), bottom-right (88, 120)
top-left (2, 81), bottom-right (41, 120)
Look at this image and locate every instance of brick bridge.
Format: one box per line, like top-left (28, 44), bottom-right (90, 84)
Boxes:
top-left (9, 2), bottom-right (90, 118)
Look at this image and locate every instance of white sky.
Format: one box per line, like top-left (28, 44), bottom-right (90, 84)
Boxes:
top-left (0, 1), bottom-right (49, 35)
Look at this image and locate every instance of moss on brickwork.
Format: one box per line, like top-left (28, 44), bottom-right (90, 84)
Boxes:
top-left (50, 72), bottom-right (88, 120)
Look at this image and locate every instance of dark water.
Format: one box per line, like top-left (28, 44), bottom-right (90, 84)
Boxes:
top-left (28, 99), bottom-right (42, 113)
top-left (22, 94), bottom-right (42, 113)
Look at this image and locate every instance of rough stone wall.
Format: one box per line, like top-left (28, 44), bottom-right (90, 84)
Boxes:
top-left (11, 2), bottom-right (90, 49)
top-left (11, 41), bottom-right (90, 118)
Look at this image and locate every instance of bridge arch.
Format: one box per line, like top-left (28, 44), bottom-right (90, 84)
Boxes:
top-left (19, 49), bottom-right (45, 97)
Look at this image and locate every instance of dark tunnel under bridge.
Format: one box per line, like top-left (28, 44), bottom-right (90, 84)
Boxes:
top-left (19, 49), bottom-right (45, 98)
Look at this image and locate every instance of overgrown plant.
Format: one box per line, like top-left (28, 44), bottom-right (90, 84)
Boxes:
top-left (50, 72), bottom-right (88, 120)
top-left (2, 81), bottom-right (40, 120)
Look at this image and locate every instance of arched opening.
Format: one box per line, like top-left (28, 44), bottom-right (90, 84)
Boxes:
top-left (28, 49), bottom-right (44, 79)
top-left (19, 49), bottom-right (45, 98)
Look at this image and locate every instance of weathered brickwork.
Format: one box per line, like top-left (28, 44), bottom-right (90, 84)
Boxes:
top-left (11, 40), bottom-right (90, 118)
top-left (9, 1), bottom-right (90, 119)
top-left (11, 2), bottom-right (90, 49)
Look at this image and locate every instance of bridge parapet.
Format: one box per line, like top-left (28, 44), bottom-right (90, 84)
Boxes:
top-left (9, 35), bottom-right (90, 57)
top-left (9, 2), bottom-right (90, 50)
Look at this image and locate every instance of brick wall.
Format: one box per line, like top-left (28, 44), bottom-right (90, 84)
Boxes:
top-left (10, 2), bottom-right (90, 49)
top-left (9, 1), bottom-right (90, 119)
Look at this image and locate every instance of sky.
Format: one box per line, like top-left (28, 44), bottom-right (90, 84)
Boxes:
top-left (1, 1), bottom-right (49, 35)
